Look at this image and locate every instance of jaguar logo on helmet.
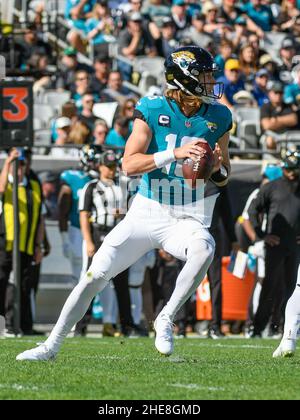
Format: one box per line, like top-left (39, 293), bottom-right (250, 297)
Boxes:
top-left (165, 46), bottom-right (224, 103)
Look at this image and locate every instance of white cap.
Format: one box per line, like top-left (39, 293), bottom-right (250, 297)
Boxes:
top-left (56, 117), bottom-right (72, 129)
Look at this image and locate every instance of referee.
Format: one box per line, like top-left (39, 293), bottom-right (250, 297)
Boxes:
top-left (77, 149), bottom-right (135, 336)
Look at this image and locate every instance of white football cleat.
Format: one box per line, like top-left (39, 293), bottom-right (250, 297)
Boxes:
top-left (154, 313), bottom-right (174, 356)
top-left (273, 339), bottom-right (296, 358)
top-left (16, 344), bottom-right (56, 361)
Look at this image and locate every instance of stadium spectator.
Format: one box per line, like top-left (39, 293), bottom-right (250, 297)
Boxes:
top-left (258, 54), bottom-right (280, 81)
top-left (90, 54), bottom-right (111, 92)
top-left (56, 47), bottom-right (93, 91)
top-left (0, 148), bottom-right (44, 335)
top-left (101, 71), bottom-right (137, 105)
top-left (238, 43), bottom-right (259, 83)
top-left (247, 33), bottom-right (268, 59)
top-left (181, 13), bottom-right (213, 51)
top-left (152, 16), bottom-right (179, 58)
top-left (252, 69), bottom-right (270, 107)
top-left (93, 119), bottom-right (109, 144)
top-left (214, 39), bottom-right (234, 78)
top-left (171, 0), bottom-right (191, 34)
top-left (141, 0), bottom-right (170, 23)
top-left (202, 1), bottom-right (220, 35)
top-left (86, 0), bottom-right (115, 53)
top-left (69, 120), bottom-right (92, 145)
top-left (217, 0), bottom-right (244, 25)
top-left (71, 70), bottom-right (99, 112)
top-left (247, 150), bottom-right (300, 338)
top-left (217, 58), bottom-right (245, 109)
top-left (284, 65), bottom-right (300, 105)
top-left (65, 0), bottom-right (96, 53)
top-left (55, 117), bottom-right (72, 146)
top-left (119, 98), bottom-right (137, 120)
top-left (51, 102), bottom-right (78, 144)
top-left (278, 0), bottom-right (300, 32)
top-left (105, 116), bottom-right (130, 152)
top-left (260, 81), bottom-right (300, 151)
top-left (118, 11), bottom-right (156, 80)
top-left (278, 37), bottom-right (297, 85)
top-left (27, 53), bottom-right (54, 92)
top-left (78, 92), bottom-right (97, 132)
top-left (19, 23), bottom-right (52, 65)
top-left (290, 14), bottom-right (300, 46)
top-left (231, 17), bottom-right (248, 50)
top-left (241, 0), bottom-right (276, 33)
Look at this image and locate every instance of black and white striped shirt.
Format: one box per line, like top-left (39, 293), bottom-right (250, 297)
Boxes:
top-left (78, 179), bottom-right (126, 228)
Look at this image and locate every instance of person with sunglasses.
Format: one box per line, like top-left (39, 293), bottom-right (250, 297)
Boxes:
top-left (247, 150), bottom-right (300, 338)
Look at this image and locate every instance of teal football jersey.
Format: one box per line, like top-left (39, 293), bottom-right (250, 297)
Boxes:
top-left (135, 95), bottom-right (232, 205)
top-left (60, 169), bottom-right (92, 228)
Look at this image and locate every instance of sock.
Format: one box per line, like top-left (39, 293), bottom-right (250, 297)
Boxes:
top-left (163, 240), bottom-right (214, 321)
top-left (45, 273), bottom-right (108, 352)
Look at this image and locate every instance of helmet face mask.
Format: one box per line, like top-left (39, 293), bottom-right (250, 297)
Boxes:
top-left (79, 145), bottom-right (102, 176)
top-left (165, 46), bottom-right (224, 103)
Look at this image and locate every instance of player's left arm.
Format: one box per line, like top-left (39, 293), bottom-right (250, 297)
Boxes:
top-left (210, 131), bottom-right (231, 187)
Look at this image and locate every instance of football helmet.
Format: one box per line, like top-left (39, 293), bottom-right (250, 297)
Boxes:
top-left (164, 46), bottom-right (224, 103)
top-left (281, 149), bottom-right (300, 170)
top-left (79, 145), bottom-right (102, 177)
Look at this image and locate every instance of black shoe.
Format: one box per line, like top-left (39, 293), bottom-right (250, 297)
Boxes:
top-left (207, 327), bottom-right (225, 339)
top-left (245, 326), bottom-right (261, 338)
top-left (175, 321), bottom-right (186, 338)
top-left (268, 324), bottom-right (282, 339)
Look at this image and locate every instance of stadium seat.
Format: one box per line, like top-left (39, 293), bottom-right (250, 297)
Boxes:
top-left (34, 104), bottom-right (57, 128)
top-left (43, 90), bottom-right (71, 112)
top-left (93, 102), bottom-right (119, 128)
top-left (234, 107), bottom-right (261, 149)
top-left (34, 129), bottom-right (52, 146)
top-left (133, 56), bottom-right (165, 89)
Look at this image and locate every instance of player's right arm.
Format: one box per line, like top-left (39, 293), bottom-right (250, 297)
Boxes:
top-left (122, 118), bottom-right (205, 176)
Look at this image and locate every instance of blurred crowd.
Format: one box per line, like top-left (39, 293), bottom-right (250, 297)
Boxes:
top-left (2, 0), bottom-right (300, 155)
top-left (1, 0), bottom-right (300, 339)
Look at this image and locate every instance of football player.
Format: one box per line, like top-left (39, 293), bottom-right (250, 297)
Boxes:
top-left (16, 46), bottom-right (232, 361)
top-left (273, 264), bottom-right (300, 358)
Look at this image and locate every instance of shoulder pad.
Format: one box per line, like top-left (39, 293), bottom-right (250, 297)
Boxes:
top-left (137, 96), bottom-right (165, 110)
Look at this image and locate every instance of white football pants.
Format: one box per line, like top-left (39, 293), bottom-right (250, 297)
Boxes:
top-left (282, 264), bottom-right (300, 340)
top-left (45, 194), bottom-right (215, 352)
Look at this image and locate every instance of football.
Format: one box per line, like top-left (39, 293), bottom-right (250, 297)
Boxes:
top-left (182, 141), bottom-right (215, 188)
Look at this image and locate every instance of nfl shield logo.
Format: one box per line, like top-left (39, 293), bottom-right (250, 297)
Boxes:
top-left (185, 120), bottom-right (191, 128)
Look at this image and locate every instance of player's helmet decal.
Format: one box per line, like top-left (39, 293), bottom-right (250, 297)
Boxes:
top-left (165, 46), bottom-right (224, 103)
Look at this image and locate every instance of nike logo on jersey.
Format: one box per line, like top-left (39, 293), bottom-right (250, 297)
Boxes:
top-left (158, 114), bottom-right (171, 127)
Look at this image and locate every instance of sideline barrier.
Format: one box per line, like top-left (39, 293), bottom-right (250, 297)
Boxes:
top-left (196, 256), bottom-right (255, 321)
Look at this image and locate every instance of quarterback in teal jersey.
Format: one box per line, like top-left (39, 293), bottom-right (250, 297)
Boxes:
top-left (17, 46), bottom-right (233, 361)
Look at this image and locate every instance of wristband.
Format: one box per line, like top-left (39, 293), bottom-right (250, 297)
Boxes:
top-left (153, 149), bottom-right (176, 168)
top-left (210, 165), bottom-right (228, 184)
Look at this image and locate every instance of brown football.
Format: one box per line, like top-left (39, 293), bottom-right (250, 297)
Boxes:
top-left (182, 142), bottom-right (214, 189)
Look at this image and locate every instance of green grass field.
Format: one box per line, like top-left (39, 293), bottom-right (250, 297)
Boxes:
top-left (0, 337), bottom-right (299, 400)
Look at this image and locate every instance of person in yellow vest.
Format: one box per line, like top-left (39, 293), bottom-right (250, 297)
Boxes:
top-left (0, 148), bottom-right (44, 335)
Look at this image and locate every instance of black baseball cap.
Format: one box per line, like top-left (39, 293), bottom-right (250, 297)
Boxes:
top-left (100, 150), bottom-right (118, 166)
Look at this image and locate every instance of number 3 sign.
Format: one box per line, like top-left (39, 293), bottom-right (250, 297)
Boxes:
top-left (0, 81), bottom-right (33, 148)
